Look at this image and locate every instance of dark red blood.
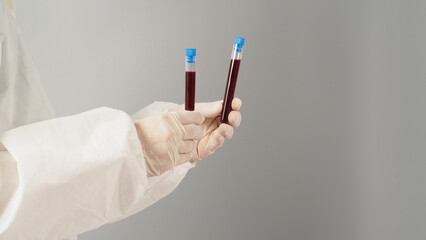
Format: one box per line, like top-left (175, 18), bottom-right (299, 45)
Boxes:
top-left (185, 71), bottom-right (196, 111)
top-left (220, 59), bottom-right (241, 123)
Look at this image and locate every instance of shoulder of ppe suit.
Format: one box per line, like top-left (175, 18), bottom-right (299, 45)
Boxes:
top-left (4, 0), bottom-right (14, 19)
top-left (0, 0), bottom-right (7, 23)
top-left (0, 0), bottom-right (14, 23)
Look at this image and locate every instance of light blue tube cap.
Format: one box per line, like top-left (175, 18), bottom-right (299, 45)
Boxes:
top-left (186, 48), bottom-right (196, 63)
top-left (234, 37), bottom-right (245, 52)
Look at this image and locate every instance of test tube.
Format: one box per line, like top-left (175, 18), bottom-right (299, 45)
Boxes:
top-left (220, 37), bottom-right (245, 123)
top-left (185, 48), bottom-right (196, 111)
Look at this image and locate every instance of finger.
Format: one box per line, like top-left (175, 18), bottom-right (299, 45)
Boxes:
top-left (177, 151), bottom-right (198, 165)
top-left (217, 124), bottom-right (234, 139)
top-left (178, 140), bottom-right (196, 153)
top-left (208, 129), bottom-right (226, 153)
top-left (232, 97), bottom-right (242, 111)
top-left (183, 124), bottom-right (203, 140)
top-left (172, 102), bottom-right (221, 114)
top-left (197, 128), bottom-right (226, 159)
top-left (228, 111), bottom-right (242, 128)
top-left (194, 101), bottom-right (223, 118)
top-left (172, 104), bottom-right (185, 112)
top-left (174, 111), bottom-right (204, 125)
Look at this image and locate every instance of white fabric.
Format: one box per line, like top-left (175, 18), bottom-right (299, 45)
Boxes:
top-left (0, 0), bottom-right (54, 135)
top-left (4, 0), bottom-right (13, 18)
top-left (0, 1), bottom-right (193, 239)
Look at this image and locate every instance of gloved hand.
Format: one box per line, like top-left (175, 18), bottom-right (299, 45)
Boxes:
top-left (134, 111), bottom-right (204, 177)
top-left (135, 98), bottom-right (242, 177)
top-left (172, 98), bottom-right (242, 161)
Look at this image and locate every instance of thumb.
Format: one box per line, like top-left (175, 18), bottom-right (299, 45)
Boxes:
top-left (194, 101), bottom-right (223, 118)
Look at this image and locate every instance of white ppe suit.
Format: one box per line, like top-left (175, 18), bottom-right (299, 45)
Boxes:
top-left (0, 1), bottom-right (193, 239)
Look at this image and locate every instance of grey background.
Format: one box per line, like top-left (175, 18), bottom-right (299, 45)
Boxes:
top-left (17, 0), bottom-right (426, 239)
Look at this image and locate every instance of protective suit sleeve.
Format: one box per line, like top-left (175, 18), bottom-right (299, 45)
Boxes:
top-left (0, 107), bottom-right (146, 240)
top-left (0, 105), bottom-right (193, 240)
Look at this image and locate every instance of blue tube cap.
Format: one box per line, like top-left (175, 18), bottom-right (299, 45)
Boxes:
top-left (186, 48), bottom-right (196, 57)
top-left (234, 37), bottom-right (245, 45)
top-left (186, 48), bottom-right (196, 63)
top-left (234, 37), bottom-right (245, 52)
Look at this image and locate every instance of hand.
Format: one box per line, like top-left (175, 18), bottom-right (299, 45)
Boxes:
top-left (172, 98), bottom-right (242, 161)
top-left (134, 111), bottom-right (204, 177)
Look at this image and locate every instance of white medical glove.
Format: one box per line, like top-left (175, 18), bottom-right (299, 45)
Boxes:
top-left (172, 98), bottom-right (243, 161)
top-left (134, 110), bottom-right (204, 177)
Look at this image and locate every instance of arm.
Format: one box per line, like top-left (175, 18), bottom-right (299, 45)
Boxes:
top-left (0, 101), bottom-right (241, 240)
top-left (0, 107), bottom-right (150, 239)
top-left (0, 101), bottom-right (211, 239)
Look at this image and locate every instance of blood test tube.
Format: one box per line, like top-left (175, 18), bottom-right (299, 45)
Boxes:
top-left (185, 48), bottom-right (196, 111)
top-left (220, 37), bottom-right (245, 123)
